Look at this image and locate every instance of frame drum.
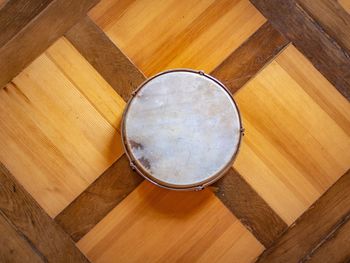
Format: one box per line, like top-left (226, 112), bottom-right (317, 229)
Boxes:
top-left (121, 69), bottom-right (243, 190)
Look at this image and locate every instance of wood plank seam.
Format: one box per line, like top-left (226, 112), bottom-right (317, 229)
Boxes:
top-left (256, 169), bottom-right (350, 262)
top-left (0, 0), bottom-right (99, 88)
top-left (0, 163), bottom-right (90, 262)
top-left (55, 18), bottom-right (289, 247)
top-left (250, 0), bottom-right (350, 100)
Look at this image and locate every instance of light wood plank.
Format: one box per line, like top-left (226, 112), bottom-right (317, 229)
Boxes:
top-left (89, 0), bottom-right (265, 76)
top-left (250, 0), bottom-right (350, 100)
top-left (234, 45), bottom-right (350, 224)
top-left (0, 0), bottom-right (98, 88)
top-left (0, 163), bottom-right (89, 262)
top-left (77, 181), bottom-right (264, 263)
top-left (339, 0), bottom-right (350, 14)
top-left (256, 170), bottom-right (350, 263)
top-left (0, 46), bottom-right (123, 217)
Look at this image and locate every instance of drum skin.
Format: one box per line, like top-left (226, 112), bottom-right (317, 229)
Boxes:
top-left (122, 69), bottom-right (243, 190)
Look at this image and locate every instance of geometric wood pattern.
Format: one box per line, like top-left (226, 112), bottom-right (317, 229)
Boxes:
top-left (1, 0), bottom-right (350, 262)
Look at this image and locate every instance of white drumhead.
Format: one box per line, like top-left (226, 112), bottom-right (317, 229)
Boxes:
top-left (122, 69), bottom-right (242, 190)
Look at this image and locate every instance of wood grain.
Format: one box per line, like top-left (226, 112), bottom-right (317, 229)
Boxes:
top-left (298, 0), bottom-right (350, 54)
top-left (0, 0), bottom-right (52, 47)
top-left (213, 168), bottom-right (287, 247)
top-left (89, 0), bottom-right (266, 76)
top-left (234, 45), bottom-right (350, 224)
top-left (211, 21), bottom-right (289, 94)
top-left (250, 0), bottom-right (350, 100)
top-left (65, 16), bottom-right (146, 102)
top-left (0, 0), bottom-right (98, 88)
top-left (0, 45), bottom-right (123, 217)
top-left (77, 181), bottom-right (264, 263)
top-left (306, 217), bottom-right (350, 263)
top-left (0, 215), bottom-right (44, 263)
top-left (55, 154), bottom-right (143, 242)
top-left (256, 170), bottom-right (350, 263)
top-left (0, 163), bottom-right (89, 262)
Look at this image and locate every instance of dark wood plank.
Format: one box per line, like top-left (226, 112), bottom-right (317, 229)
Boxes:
top-left (306, 217), bottom-right (350, 263)
top-left (211, 21), bottom-right (289, 94)
top-left (65, 16), bottom-right (146, 102)
top-left (213, 168), bottom-right (287, 247)
top-left (0, 163), bottom-right (90, 262)
top-left (0, 0), bottom-right (99, 88)
top-left (257, 169), bottom-right (350, 262)
top-left (0, 215), bottom-right (44, 263)
top-left (0, 0), bottom-right (53, 47)
top-left (250, 0), bottom-right (350, 100)
top-left (298, 0), bottom-right (350, 54)
top-left (55, 154), bottom-right (143, 242)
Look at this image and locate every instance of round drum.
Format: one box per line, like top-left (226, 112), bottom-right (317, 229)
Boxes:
top-left (121, 69), bottom-right (243, 190)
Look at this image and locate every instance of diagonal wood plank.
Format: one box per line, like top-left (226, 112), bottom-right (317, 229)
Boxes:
top-left (0, 163), bottom-right (90, 262)
top-left (0, 0), bottom-right (99, 88)
top-left (213, 168), bottom-right (287, 247)
top-left (256, 169), bottom-right (350, 262)
top-left (55, 17), bottom-right (288, 245)
top-left (211, 21), bottom-right (289, 94)
top-left (250, 0), bottom-right (350, 100)
top-left (0, 0), bottom-right (52, 47)
top-left (65, 16), bottom-right (146, 102)
top-left (55, 155), bottom-right (143, 242)
top-left (298, 0), bottom-right (350, 54)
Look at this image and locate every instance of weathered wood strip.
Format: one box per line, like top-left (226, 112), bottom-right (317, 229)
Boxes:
top-left (213, 168), bottom-right (287, 247)
top-left (0, 163), bottom-right (89, 262)
top-left (0, 0), bottom-right (99, 88)
top-left (250, 0), bottom-right (350, 100)
top-left (0, 0), bottom-right (53, 47)
top-left (211, 21), bottom-right (289, 94)
top-left (55, 154), bottom-right (143, 242)
top-left (65, 16), bottom-right (146, 102)
top-left (256, 169), bottom-right (350, 262)
top-left (0, 215), bottom-right (44, 263)
top-left (298, 0), bottom-right (350, 54)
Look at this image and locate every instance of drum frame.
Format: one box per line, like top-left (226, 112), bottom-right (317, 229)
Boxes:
top-left (121, 68), bottom-right (243, 191)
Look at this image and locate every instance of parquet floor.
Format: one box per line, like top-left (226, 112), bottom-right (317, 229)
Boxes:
top-left (0, 0), bottom-right (350, 262)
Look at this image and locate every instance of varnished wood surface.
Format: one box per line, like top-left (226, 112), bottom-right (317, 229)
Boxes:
top-left (211, 21), bottom-right (289, 94)
top-left (90, 0), bottom-right (266, 76)
top-left (234, 45), bottom-right (350, 224)
top-left (214, 168), bottom-right (287, 247)
top-left (256, 170), bottom-right (350, 263)
top-left (0, 38), bottom-right (124, 217)
top-left (250, 0), bottom-right (350, 100)
top-left (56, 155), bottom-right (143, 242)
top-left (0, 163), bottom-right (89, 262)
top-left (65, 16), bottom-right (146, 102)
top-left (77, 181), bottom-right (264, 263)
top-left (0, 0), bottom-right (99, 88)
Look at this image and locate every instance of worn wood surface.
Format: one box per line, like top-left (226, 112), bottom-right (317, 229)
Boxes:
top-left (65, 16), bottom-right (146, 102)
top-left (0, 163), bottom-right (90, 262)
top-left (211, 21), bottom-right (289, 94)
top-left (298, 0), bottom-right (350, 54)
top-left (213, 168), bottom-right (287, 247)
top-left (55, 154), bottom-right (143, 242)
top-left (90, 0), bottom-right (265, 76)
top-left (0, 0), bottom-right (99, 88)
top-left (77, 181), bottom-right (264, 263)
top-left (257, 170), bottom-right (350, 263)
top-left (234, 45), bottom-right (350, 225)
top-left (250, 0), bottom-right (350, 100)
top-left (0, 215), bottom-right (44, 263)
top-left (0, 0), bottom-right (52, 47)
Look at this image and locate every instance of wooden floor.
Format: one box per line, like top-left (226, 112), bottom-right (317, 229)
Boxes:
top-left (0, 0), bottom-right (350, 262)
